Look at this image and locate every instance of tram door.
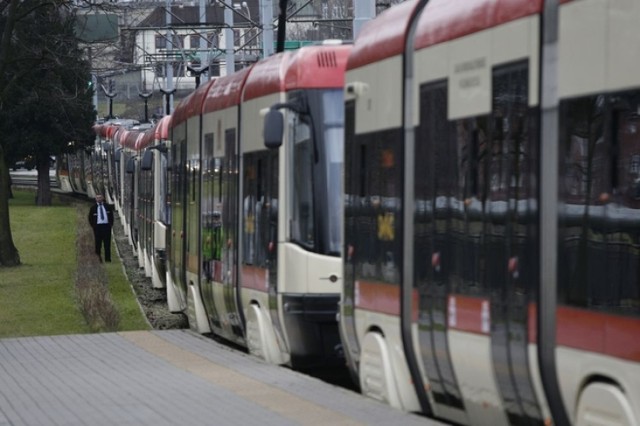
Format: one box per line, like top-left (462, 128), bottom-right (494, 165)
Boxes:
top-left (170, 131), bottom-right (187, 303)
top-left (487, 62), bottom-right (543, 425)
top-left (223, 129), bottom-right (243, 338)
top-left (414, 80), bottom-right (466, 415)
top-left (201, 132), bottom-right (224, 331)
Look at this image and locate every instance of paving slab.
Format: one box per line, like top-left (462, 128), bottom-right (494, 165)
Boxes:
top-left (0, 330), bottom-right (443, 426)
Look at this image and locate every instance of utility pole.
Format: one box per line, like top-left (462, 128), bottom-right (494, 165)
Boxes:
top-left (87, 46), bottom-right (98, 112)
top-left (260, 0), bottom-right (274, 58)
top-left (199, 0), bottom-right (209, 82)
top-left (92, 74), bottom-right (98, 112)
top-left (224, 1), bottom-right (235, 74)
top-left (275, 0), bottom-right (287, 52)
top-left (165, 0), bottom-right (174, 113)
top-left (353, 0), bottom-right (376, 39)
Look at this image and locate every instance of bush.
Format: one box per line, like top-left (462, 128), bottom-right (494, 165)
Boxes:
top-left (75, 206), bottom-right (120, 332)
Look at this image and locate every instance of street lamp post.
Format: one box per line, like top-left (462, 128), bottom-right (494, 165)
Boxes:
top-left (101, 83), bottom-right (117, 120)
top-left (139, 91), bottom-right (153, 122)
top-left (159, 88), bottom-right (176, 116)
top-left (187, 64), bottom-right (209, 88)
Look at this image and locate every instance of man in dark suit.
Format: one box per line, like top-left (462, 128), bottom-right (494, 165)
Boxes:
top-left (88, 194), bottom-right (115, 262)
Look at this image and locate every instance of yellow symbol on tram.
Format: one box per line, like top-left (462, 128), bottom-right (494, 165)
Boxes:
top-left (377, 212), bottom-right (394, 241)
top-left (245, 214), bottom-right (255, 233)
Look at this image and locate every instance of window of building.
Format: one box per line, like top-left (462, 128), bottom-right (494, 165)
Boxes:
top-left (155, 35), bottom-right (166, 49)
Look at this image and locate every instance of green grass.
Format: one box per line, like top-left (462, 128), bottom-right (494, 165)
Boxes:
top-left (105, 258), bottom-right (149, 331)
top-left (0, 190), bottom-right (149, 337)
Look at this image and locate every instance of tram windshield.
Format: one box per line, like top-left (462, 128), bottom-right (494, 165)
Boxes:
top-left (289, 89), bottom-right (344, 256)
top-left (321, 89), bottom-right (344, 255)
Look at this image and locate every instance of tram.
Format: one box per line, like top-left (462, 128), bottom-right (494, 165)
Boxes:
top-left (164, 42), bottom-right (351, 367)
top-left (136, 115), bottom-right (173, 289)
top-left (341, 0), bottom-right (640, 425)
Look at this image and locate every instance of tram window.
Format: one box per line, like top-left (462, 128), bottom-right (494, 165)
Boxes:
top-left (158, 154), bottom-right (167, 223)
top-left (243, 152), bottom-right (276, 267)
top-left (489, 62), bottom-right (537, 298)
top-left (290, 114), bottom-right (315, 249)
top-left (191, 162), bottom-right (197, 203)
top-left (202, 134), bottom-right (215, 268)
top-left (164, 151), bottom-right (171, 225)
top-left (215, 158), bottom-right (222, 203)
top-left (223, 129), bottom-right (238, 258)
top-left (244, 158), bottom-right (258, 264)
top-left (417, 80), bottom-right (490, 295)
top-left (363, 130), bottom-right (402, 283)
top-left (559, 91), bottom-right (640, 315)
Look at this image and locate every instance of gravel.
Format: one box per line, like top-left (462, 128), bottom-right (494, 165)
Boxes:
top-left (112, 219), bottom-right (188, 330)
top-left (110, 215), bottom-right (356, 390)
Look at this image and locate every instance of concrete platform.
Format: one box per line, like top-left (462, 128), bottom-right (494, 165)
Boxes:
top-left (0, 330), bottom-right (443, 425)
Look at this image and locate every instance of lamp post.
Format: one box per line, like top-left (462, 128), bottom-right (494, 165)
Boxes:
top-left (159, 88), bottom-right (176, 116)
top-left (139, 91), bottom-right (152, 122)
top-left (101, 82), bottom-right (117, 120)
top-left (187, 64), bottom-right (209, 88)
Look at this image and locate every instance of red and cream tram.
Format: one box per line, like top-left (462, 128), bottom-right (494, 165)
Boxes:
top-left (341, 0), bottom-right (640, 425)
top-left (166, 43), bottom-right (352, 368)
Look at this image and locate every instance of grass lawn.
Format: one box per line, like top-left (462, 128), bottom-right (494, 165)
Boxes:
top-left (104, 259), bottom-right (150, 331)
top-left (0, 190), bottom-right (149, 337)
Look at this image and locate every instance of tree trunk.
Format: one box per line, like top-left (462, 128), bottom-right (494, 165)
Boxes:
top-left (36, 154), bottom-right (52, 206)
top-left (7, 173), bottom-right (13, 199)
top-left (0, 143), bottom-right (21, 267)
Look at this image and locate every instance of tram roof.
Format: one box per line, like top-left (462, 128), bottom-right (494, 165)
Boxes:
top-left (414, 0), bottom-right (543, 50)
top-left (172, 79), bottom-right (216, 126)
top-left (106, 125), bottom-right (119, 139)
top-left (137, 127), bottom-right (155, 151)
top-left (346, 0), bottom-right (421, 70)
top-left (347, 0), bottom-right (546, 68)
top-left (203, 66), bottom-right (252, 113)
top-left (121, 130), bottom-right (141, 149)
top-left (284, 44), bottom-right (352, 90)
top-left (154, 115), bottom-right (172, 140)
top-left (242, 52), bottom-right (291, 101)
top-left (111, 127), bottom-right (125, 145)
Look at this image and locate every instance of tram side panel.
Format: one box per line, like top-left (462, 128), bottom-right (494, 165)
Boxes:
top-left (56, 153), bottom-right (74, 194)
top-left (410, 4), bottom-right (546, 426)
top-left (342, 0), bottom-right (424, 412)
top-left (342, 0), bottom-right (640, 425)
top-left (184, 82), bottom-right (215, 334)
top-left (555, 0), bottom-right (640, 424)
top-left (201, 103), bottom-right (245, 346)
top-left (151, 117), bottom-right (172, 290)
top-left (242, 45), bottom-right (352, 368)
top-left (241, 91), bottom-right (290, 366)
top-left (168, 116), bottom-right (188, 313)
top-left (200, 68), bottom-right (252, 347)
top-left (138, 129), bottom-right (155, 278)
top-left (275, 46), bottom-right (351, 367)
